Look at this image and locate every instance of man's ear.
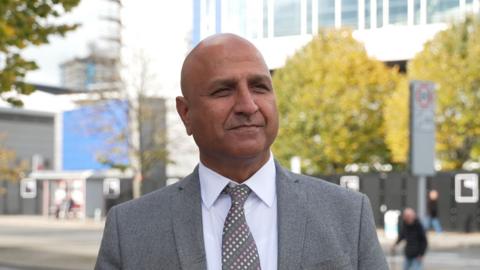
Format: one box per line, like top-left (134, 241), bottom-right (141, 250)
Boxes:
top-left (176, 96), bottom-right (193, 135)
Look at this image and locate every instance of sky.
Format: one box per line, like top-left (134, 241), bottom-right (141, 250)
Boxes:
top-left (21, 0), bottom-right (199, 176)
top-left (23, 0), bottom-right (193, 98)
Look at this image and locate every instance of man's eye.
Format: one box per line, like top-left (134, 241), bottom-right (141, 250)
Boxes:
top-left (211, 88), bottom-right (232, 97)
top-left (253, 84), bottom-right (270, 93)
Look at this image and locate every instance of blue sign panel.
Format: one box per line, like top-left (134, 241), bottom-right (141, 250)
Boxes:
top-left (62, 100), bottom-right (129, 170)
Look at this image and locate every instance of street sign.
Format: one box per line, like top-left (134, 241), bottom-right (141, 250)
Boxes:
top-left (410, 80), bottom-right (436, 176)
top-left (103, 178), bottom-right (120, 199)
top-left (340, 175), bottom-right (360, 191)
top-left (20, 178), bottom-right (37, 199)
top-left (455, 174), bottom-right (479, 203)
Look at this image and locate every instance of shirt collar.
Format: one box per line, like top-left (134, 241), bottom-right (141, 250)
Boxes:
top-left (199, 154), bottom-right (276, 209)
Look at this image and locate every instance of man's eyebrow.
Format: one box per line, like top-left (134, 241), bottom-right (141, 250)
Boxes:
top-left (248, 74), bottom-right (272, 84)
top-left (209, 78), bottom-right (237, 87)
top-left (208, 74), bottom-right (272, 89)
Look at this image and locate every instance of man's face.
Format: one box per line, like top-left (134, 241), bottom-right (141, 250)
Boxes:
top-left (177, 40), bottom-right (279, 163)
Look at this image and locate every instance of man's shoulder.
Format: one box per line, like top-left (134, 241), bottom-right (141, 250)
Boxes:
top-left (109, 175), bottom-right (192, 216)
top-left (284, 170), bottom-right (363, 200)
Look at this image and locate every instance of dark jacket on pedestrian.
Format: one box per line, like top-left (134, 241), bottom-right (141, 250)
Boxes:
top-left (428, 199), bottom-right (438, 218)
top-left (396, 219), bottom-right (428, 258)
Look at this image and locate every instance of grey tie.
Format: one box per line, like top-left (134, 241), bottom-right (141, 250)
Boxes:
top-left (222, 184), bottom-right (261, 270)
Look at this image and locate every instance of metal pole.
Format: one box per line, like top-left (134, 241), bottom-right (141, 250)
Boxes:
top-left (417, 175), bottom-right (427, 223)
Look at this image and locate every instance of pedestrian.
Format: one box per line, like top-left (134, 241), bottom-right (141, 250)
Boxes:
top-left (393, 208), bottom-right (428, 270)
top-left (426, 189), bottom-right (442, 233)
top-left (95, 33), bottom-right (388, 269)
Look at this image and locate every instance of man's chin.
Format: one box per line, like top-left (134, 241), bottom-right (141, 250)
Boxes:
top-left (226, 146), bottom-right (270, 161)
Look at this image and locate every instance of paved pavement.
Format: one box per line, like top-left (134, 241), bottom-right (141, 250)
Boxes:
top-left (0, 216), bottom-right (103, 270)
top-left (1, 215), bottom-right (480, 269)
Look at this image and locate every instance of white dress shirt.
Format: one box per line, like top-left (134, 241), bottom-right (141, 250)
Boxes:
top-left (199, 155), bottom-right (278, 270)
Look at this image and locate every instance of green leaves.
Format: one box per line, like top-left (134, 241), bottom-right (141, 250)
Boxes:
top-left (273, 29), bottom-right (403, 174)
top-left (0, 0), bottom-right (80, 106)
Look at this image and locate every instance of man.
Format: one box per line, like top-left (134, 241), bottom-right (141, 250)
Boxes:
top-left (95, 33), bottom-right (387, 270)
top-left (426, 189), bottom-right (442, 233)
top-left (393, 208), bottom-right (428, 270)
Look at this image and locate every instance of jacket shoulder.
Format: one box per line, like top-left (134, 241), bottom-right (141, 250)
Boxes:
top-left (287, 171), bottom-right (364, 202)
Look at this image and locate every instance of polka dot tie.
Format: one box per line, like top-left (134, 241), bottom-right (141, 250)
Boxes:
top-left (222, 185), bottom-right (261, 270)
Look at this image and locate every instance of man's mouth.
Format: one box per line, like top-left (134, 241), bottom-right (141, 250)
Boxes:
top-left (228, 124), bottom-right (263, 130)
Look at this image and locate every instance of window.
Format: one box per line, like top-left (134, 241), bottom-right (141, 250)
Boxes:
top-left (318, 0), bottom-right (335, 28)
top-left (377, 0), bottom-right (384, 28)
top-left (274, 0), bottom-right (301, 36)
top-left (342, 0), bottom-right (359, 28)
top-left (389, 0), bottom-right (408, 25)
top-left (307, 0), bottom-right (313, 33)
top-left (414, 0), bottom-right (421, 25)
top-left (428, 0), bottom-right (460, 23)
top-left (365, 0), bottom-right (371, 29)
top-left (223, 0), bottom-right (261, 39)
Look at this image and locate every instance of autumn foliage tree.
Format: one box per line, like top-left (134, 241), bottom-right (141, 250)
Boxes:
top-left (272, 29), bottom-right (403, 175)
top-left (408, 15), bottom-right (480, 170)
top-left (0, 0), bottom-right (80, 106)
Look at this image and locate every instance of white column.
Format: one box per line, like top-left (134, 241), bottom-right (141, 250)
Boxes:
top-left (460, 0), bottom-right (466, 17)
top-left (312, 0), bottom-right (318, 33)
top-left (359, 0), bottom-right (365, 30)
top-left (383, 0), bottom-right (389, 26)
top-left (408, 0), bottom-right (414, 25)
top-left (474, 0), bottom-right (480, 14)
top-left (371, 0), bottom-right (377, 28)
top-left (335, 0), bottom-right (341, 28)
top-left (54, 113), bottom-right (63, 171)
top-left (258, 0), bottom-right (264, 38)
top-left (268, 0), bottom-right (274, 37)
top-left (301, 0), bottom-right (307, 34)
top-left (420, 0), bottom-right (427, 24)
top-left (221, 0), bottom-right (227, 33)
top-left (200, 0), bottom-right (207, 38)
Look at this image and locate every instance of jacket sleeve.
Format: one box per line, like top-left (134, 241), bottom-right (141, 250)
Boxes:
top-left (418, 224), bottom-right (428, 256)
top-left (358, 195), bottom-right (389, 270)
top-left (95, 206), bottom-right (122, 270)
top-left (395, 225), bottom-right (405, 245)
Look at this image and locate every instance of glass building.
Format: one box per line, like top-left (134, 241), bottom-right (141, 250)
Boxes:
top-left (192, 0), bottom-right (480, 67)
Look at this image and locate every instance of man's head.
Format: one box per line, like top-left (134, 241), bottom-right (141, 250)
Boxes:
top-left (176, 34), bottom-right (279, 172)
top-left (402, 208), bottom-right (417, 225)
top-left (429, 190), bottom-right (438, 200)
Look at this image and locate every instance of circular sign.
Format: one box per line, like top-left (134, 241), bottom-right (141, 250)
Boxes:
top-left (415, 84), bottom-right (433, 109)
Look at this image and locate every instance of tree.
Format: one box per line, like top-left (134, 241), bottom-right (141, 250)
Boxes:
top-left (0, 0), bottom-right (80, 106)
top-left (383, 77), bottom-right (409, 167)
top-left (272, 29), bottom-right (403, 175)
top-left (0, 136), bottom-right (28, 181)
top-left (409, 15), bottom-right (480, 170)
top-left (73, 51), bottom-right (168, 197)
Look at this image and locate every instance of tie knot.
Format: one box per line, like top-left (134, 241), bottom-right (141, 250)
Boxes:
top-left (224, 184), bottom-right (251, 206)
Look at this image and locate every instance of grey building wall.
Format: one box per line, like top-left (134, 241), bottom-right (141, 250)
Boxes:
top-left (85, 179), bottom-right (103, 218)
top-left (0, 108), bottom-right (55, 169)
top-left (0, 108), bottom-right (55, 214)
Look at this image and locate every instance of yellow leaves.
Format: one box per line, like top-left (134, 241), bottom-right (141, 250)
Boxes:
top-left (409, 15), bottom-right (480, 169)
top-left (273, 28), bottom-right (400, 174)
top-left (384, 77), bottom-right (408, 163)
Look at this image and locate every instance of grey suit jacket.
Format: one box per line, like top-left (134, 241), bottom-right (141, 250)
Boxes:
top-left (95, 163), bottom-right (388, 270)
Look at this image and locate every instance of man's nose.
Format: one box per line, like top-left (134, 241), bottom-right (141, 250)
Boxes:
top-left (233, 85), bottom-right (259, 115)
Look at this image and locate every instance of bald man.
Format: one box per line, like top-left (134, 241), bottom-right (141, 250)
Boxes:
top-left (95, 34), bottom-right (388, 270)
top-left (393, 208), bottom-right (428, 270)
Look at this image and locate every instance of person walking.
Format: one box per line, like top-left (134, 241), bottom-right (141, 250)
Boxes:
top-left (427, 189), bottom-right (442, 233)
top-left (392, 208), bottom-right (428, 270)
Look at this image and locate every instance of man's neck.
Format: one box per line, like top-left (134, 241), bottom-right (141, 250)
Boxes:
top-left (200, 151), bottom-right (271, 183)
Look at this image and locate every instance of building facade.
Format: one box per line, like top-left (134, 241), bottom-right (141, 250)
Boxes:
top-left (193, 0), bottom-right (480, 68)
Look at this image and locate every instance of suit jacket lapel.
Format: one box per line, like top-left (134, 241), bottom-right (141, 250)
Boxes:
top-left (276, 163), bottom-right (307, 270)
top-left (171, 167), bottom-right (207, 270)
